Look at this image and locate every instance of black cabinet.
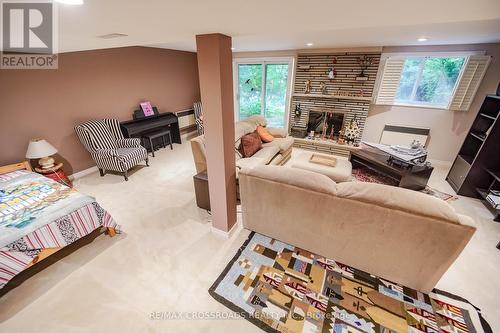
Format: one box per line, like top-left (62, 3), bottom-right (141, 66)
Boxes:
top-left (446, 95), bottom-right (500, 221)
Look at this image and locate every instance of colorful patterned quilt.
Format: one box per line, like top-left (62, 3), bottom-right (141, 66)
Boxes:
top-left (0, 171), bottom-right (119, 290)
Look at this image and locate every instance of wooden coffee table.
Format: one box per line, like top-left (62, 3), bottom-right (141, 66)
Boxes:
top-left (349, 145), bottom-right (433, 190)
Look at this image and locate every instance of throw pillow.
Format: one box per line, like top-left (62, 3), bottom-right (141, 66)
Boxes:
top-left (256, 126), bottom-right (274, 143)
top-left (240, 132), bottom-right (262, 157)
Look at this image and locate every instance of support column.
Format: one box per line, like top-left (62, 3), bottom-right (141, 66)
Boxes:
top-left (195, 33), bottom-right (237, 232)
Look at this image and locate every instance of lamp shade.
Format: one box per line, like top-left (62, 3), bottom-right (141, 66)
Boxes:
top-left (25, 139), bottom-right (58, 159)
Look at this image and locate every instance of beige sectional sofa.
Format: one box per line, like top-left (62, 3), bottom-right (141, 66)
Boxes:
top-left (190, 115), bottom-right (294, 174)
top-left (239, 165), bottom-right (476, 293)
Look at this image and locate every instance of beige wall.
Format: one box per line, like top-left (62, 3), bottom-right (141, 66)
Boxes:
top-left (236, 44), bottom-right (500, 163)
top-left (362, 43), bottom-right (500, 163)
top-left (0, 46), bottom-right (200, 174)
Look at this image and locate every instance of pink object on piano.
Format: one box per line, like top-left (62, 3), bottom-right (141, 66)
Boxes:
top-left (140, 101), bottom-right (155, 117)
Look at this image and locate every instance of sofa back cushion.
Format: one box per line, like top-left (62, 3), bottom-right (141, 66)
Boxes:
top-left (240, 132), bottom-right (263, 157)
top-left (240, 165), bottom-right (337, 196)
top-left (242, 115), bottom-right (267, 127)
top-left (336, 182), bottom-right (460, 223)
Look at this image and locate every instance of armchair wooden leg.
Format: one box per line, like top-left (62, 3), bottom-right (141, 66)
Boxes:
top-left (146, 158), bottom-right (149, 167)
top-left (123, 171), bottom-right (128, 181)
top-left (99, 168), bottom-right (105, 177)
top-left (105, 227), bottom-right (117, 237)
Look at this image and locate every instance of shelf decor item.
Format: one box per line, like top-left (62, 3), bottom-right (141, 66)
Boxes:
top-left (327, 56), bottom-right (337, 80)
top-left (294, 103), bottom-right (302, 118)
top-left (343, 117), bottom-right (361, 145)
top-left (304, 79), bottom-right (312, 94)
top-left (319, 81), bottom-right (327, 95)
top-left (357, 55), bottom-right (373, 81)
top-left (25, 139), bottom-right (58, 169)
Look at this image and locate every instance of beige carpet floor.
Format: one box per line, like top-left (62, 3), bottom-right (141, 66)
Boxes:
top-left (0, 140), bottom-right (499, 332)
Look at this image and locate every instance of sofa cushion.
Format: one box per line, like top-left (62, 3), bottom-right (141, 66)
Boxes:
top-left (336, 182), bottom-right (460, 223)
top-left (252, 146), bottom-right (280, 164)
top-left (291, 153), bottom-right (352, 183)
top-left (240, 132), bottom-right (262, 157)
top-left (236, 156), bottom-right (268, 169)
top-left (266, 127), bottom-right (288, 138)
top-left (235, 121), bottom-right (257, 158)
top-left (256, 126), bottom-right (274, 143)
top-left (241, 115), bottom-right (267, 127)
top-left (240, 165), bottom-right (337, 196)
top-left (263, 136), bottom-right (294, 154)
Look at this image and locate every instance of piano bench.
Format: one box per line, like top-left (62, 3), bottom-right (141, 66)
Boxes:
top-left (141, 129), bottom-right (173, 157)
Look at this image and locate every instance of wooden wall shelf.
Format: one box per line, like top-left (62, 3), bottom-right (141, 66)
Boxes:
top-left (292, 93), bottom-right (372, 102)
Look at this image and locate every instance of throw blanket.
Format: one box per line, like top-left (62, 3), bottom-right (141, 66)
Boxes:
top-left (0, 172), bottom-right (94, 248)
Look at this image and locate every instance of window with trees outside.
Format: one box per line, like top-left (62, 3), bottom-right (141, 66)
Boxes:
top-left (375, 53), bottom-right (491, 111)
top-left (235, 58), bottom-right (293, 128)
top-left (395, 56), bottom-right (465, 107)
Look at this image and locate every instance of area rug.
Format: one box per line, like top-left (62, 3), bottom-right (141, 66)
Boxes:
top-left (352, 167), bottom-right (458, 202)
top-left (209, 232), bottom-right (491, 333)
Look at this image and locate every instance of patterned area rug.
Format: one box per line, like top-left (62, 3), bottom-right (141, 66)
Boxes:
top-left (352, 167), bottom-right (458, 202)
top-left (209, 232), bottom-right (491, 333)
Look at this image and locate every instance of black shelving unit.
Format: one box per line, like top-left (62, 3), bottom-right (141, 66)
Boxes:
top-left (446, 95), bottom-right (500, 222)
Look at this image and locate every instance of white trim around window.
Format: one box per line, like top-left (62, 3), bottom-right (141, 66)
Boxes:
top-left (233, 57), bottom-right (295, 130)
top-left (374, 51), bottom-right (490, 111)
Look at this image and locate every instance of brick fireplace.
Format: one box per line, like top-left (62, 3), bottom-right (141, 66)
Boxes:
top-left (290, 51), bottom-right (381, 147)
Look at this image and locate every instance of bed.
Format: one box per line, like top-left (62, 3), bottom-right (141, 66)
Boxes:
top-left (0, 161), bottom-right (119, 296)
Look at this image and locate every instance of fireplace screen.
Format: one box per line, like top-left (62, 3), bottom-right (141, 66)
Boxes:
top-left (307, 112), bottom-right (345, 138)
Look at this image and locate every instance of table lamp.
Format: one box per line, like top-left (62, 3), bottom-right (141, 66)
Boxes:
top-left (26, 139), bottom-right (58, 169)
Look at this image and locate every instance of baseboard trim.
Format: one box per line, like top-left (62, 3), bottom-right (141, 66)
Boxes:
top-left (69, 166), bottom-right (98, 181)
top-left (428, 159), bottom-right (452, 169)
top-left (211, 221), bottom-right (242, 239)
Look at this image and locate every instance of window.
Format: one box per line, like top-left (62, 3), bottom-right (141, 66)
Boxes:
top-left (395, 57), bottom-right (465, 107)
top-left (235, 58), bottom-right (293, 128)
top-left (375, 53), bottom-right (491, 111)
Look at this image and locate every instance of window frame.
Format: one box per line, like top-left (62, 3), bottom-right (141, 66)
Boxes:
top-left (233, 57), bottom-right (295, 129)
top-left (375, 51), bottom-right (485, 110)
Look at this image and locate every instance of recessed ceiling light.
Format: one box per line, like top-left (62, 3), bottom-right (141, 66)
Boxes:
top-left (231, 47), bottom-right (235, 51)
top-left (97, 33), bottom-right (128, 39)
top-left (306, 43), bottom-right (313, 47)
top-left (417, 37), bottom-right (428, 42)
top-left (55, 0), bottom-right (84, 5)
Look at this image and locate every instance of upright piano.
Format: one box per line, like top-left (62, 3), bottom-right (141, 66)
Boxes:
top-left (120, 112), bottom-right (181, 145)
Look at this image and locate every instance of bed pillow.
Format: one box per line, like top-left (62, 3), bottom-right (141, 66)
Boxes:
top-left (240, 132), bottom-right (262, 157)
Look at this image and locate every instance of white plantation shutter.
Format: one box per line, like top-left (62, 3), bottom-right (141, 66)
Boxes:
top-left (374, 57), bottom-right (405, 105)
top-left (448, 55), bottom-right (491, 111)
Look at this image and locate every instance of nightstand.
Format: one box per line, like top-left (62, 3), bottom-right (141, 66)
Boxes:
top-left (35, 163), bottom-right (73, 187)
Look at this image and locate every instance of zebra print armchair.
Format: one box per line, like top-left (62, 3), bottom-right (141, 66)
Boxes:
top-left (193, 101), bottom-right (204, 135)
top-left (75, 119), bottom-right (149, 181)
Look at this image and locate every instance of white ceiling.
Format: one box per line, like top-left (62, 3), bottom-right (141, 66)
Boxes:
top-left (56, 0), bottom-right (500, 53)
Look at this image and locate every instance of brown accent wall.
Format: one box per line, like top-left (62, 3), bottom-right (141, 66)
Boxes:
top-left (0, 46), bottom-right (200, 174)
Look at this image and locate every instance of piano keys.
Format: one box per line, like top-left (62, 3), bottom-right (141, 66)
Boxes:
top-left (120, 112), bottom-right (181, 145)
